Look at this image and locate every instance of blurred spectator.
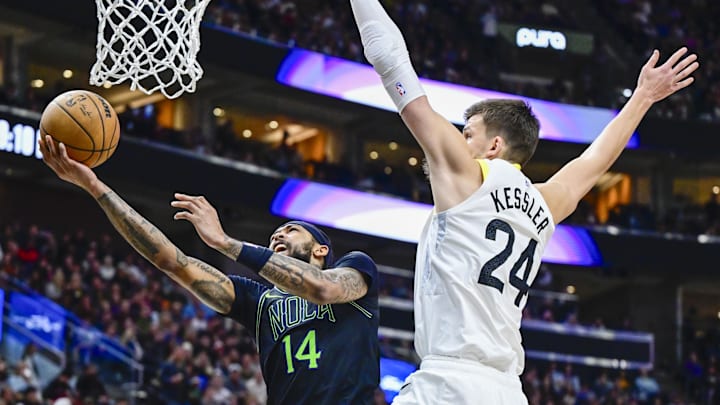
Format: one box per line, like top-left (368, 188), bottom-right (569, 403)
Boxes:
top-left (158, 343), bottom-right (194, 405)
top-left (225, 363), bottom-right (247, 399)
top-left (18, 386), bottom-right (42, 405)
top-left (593, 371), bottom-right (615, 400)
top-left (202, 372), bottom-right (234, 404)
top-left (684, 351), bottom-right (704, 400)
top-left (75, 364), bottom-right (108, 404)
top-left (270, 129), bottom-right (304, 175)
top-left (9, 344), bottom-right (41, 395)
top-left (244, 369), bottom-right (267, 405)
top-left (634, 368), bottom-right (660, 404)
top-left (42, 369), bottom-right (74, 403)
top-left (706, 365), bottom-right (719, 405)
top-left (119, 319), bottom-right (144, 361)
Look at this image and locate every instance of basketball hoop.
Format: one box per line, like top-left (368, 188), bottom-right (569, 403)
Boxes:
top-left (90, 0), bottom-right (212, 99)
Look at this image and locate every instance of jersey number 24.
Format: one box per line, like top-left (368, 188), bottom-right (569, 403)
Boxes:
top-left (477, 219), bottom-right (539, 307)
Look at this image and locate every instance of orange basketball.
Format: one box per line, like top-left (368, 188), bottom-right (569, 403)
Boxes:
top-left (39, 90), bottom-right (120, 168)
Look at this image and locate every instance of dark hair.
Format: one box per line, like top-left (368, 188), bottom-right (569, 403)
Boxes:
top-left (463, 99), bottom-right (540, 166)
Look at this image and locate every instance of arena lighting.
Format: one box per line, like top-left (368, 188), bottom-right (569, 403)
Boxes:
top-left (271, 179), bottom-right (603, 266)
top-left (276, 49), bottom-right (639, 147)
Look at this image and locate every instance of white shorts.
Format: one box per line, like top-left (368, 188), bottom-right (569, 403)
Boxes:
top-left (392, 356), bottom-right (528, 405)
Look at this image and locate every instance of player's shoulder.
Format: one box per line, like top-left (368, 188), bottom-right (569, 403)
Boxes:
top-left (334, 251), bottom-right (380, 299)
top-left (332, 251), bottom-right (378, 286)
top-left (332, 251), bottom-right (377, 269)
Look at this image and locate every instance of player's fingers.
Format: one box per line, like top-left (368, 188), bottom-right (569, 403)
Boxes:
top-left (174, 193), bottom-right (195, 201)
top-left (663, 47), bottom-right (688, 69)
top-left (194, 197), bottom-right (214, 211)
top-left (38, 138), bottom-right (52, 166)
top-left (677, 61), bottom-right (700, 80)
top-left (58, 142), bottom-right (70, 160)
top-left (38, 136), bottom-right (47, 156)
top-left (643, 49), bottom-right (660, 69)
top-left (674, 76), bottom-right (695, 91)
top-left (173, 211), bottom-right (193, 221)
top-left (672, 53), bottom-right (698, 74)
top-left (44, 135), bottom-right (57, 157)
top-left (170, 200), bottom-right (197, 212)
top-left (190, 194), bottom-right (210, 207)
top-left (51, 139), bottom-right (61, 160)
top-left (174, 193), bottom-right (206, 208)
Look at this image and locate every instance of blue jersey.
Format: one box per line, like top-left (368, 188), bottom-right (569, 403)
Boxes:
top-left (223, 251), bottom-right (380, 405)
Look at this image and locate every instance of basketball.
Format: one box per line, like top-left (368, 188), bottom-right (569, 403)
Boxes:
top-left (39, 90), bottom-right (120, 168)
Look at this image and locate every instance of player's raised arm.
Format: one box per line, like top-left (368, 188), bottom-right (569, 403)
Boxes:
top-left (537, 48), bottom-right (699, 224)
top-left (172, 193), bottom-right (369, 305)
top-left (256, 256), bottom-right (369, 305)
top-left (38, 135), bottom-right (235, 314)
top-left (349, 0), bottom-right (481, 208)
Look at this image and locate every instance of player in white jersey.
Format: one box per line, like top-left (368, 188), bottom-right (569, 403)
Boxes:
top-left (348, 0), bottom-right (699, 403)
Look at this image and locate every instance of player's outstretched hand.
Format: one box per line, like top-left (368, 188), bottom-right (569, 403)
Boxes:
top-left (38, 135), bottom-right (98, 192)
top-left (635, 47), bottom-right (699, 103)
top-left (171, 193), bottom-right (227, 249)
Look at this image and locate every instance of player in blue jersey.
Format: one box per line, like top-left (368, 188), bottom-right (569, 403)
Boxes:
top-left (171, 194), bottom-right (380, 404)
top-left (38, 136), bottom-right (380, 405)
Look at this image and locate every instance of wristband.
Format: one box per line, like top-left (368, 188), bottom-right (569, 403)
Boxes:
top-left (236, 243), bottom-right (273, 274)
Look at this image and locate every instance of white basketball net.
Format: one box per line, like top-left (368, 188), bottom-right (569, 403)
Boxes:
top-left (90, 0), bottom-right (212, 99)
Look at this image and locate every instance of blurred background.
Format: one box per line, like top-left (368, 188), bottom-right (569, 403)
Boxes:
top-left (0, 0), bottom-right (719, 404)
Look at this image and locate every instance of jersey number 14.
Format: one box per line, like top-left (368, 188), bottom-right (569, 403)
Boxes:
top-left (282, 329), bottom-right (321, 373)
top-left (477, 219), bottom-right (539, 307)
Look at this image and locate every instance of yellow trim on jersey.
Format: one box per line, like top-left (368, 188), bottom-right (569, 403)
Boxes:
top-left (256, 290), bottom-right (272, 346)
top-left (349, 301), bottom-right (374, 319)
top-left (475, 159), bottom-right (521, 181)
top-left (477, 159), bottom-right (490, 181)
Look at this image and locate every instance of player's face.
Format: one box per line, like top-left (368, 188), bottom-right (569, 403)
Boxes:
top-left (463, 114), bottom-right (491, 159)
top-left (464, 114), bottom-right (504, 160)
top-left (269, 224), bottom-right (315, 263)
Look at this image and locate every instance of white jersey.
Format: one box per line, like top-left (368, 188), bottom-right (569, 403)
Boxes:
top-left (414, 158), bottom-right (555, 375)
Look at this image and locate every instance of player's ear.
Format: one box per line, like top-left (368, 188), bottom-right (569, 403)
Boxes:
top-left (313, 245), bottom-right (329, 260)
top-left (486, 136), bottom-right (505, 159)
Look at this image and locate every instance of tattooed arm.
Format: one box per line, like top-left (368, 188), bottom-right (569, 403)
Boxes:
top-left (94, 189), bottom-right (235, 313)
top-left (258, 254), bottom-right (369, 305)
top-left (170, 194), bottom-right (369, 304)
top-left (38, 136), bottom-right (236, 314)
